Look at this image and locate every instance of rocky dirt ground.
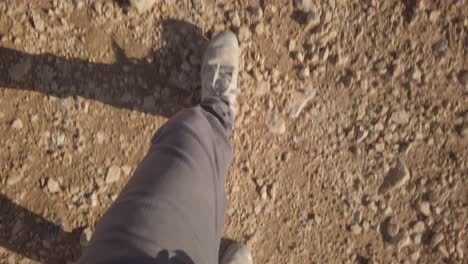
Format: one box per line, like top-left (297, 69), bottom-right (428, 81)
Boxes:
top-left (0, 0), bottom-right (467, 263)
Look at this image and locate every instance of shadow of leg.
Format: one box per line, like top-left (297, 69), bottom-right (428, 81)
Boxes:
top-left (0, 19), bottom-right (207, 118)
top-left (0, 194), bottom-right (81, 263)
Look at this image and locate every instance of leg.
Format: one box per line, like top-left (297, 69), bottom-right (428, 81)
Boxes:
top-left (78, 96), bottom-right (233, 264)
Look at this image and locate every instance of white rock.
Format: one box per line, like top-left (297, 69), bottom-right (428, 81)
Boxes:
top-left (129, 0), bottom-right (156, 13)
top-left (106, 165), bottom-right (121, 184)
top-left (10, 119), bottom-right (23, 130)
top-left (47, 178), bottom-right (61, 193)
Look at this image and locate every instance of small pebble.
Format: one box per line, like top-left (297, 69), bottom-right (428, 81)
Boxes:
top-left (255, 23), bottom-right (264, 34)
top-left (351, 224), bottom-right (362, 234)
top-left (412, 221), bottom-right (425, 233)
top-left (288, 39), bottom-right (296, 52)
top-left (299, 66), bottom-right (310, 79)
top-left (106, 165), bottom-right (121, 184)
top-left (47, 178), bottom-right (61, 193)
top-left (289, 86), bottom-right (316, 118)
top-left (10, 119), bottom-right (23, 130)
top-left (418, 200), bottom-right (431, 216)
top-left (391, 110), bottom-right (410, 125)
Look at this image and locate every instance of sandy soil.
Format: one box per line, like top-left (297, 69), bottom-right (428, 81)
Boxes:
top-left (0, 0), bottom-right (467, 263)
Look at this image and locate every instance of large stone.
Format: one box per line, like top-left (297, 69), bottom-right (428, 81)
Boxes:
top-left (411, 221), bottom-right (425, 233)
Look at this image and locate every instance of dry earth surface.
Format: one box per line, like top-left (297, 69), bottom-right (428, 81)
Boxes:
top-left (0, 0), bottom-right (467, 263)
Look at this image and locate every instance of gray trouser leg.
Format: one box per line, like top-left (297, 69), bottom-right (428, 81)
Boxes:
top-left (78, 97), bottom-right (233, 264)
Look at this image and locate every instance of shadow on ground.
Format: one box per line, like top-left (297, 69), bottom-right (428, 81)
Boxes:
top-left (0, 194), bottom-right (82, 263)
top-left (0, 19), bottom-right (207, 118)
top-left (0, 19), bottom-right (210, 263)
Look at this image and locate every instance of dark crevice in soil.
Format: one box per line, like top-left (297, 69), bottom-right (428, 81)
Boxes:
top-left (401, 0), bottom-right (417, 23)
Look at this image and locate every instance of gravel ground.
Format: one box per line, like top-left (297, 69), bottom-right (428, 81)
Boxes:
top-left (0, 0), bottom-right (467, 263)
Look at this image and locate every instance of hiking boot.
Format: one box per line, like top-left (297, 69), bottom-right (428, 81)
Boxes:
top-left (220, 243), bottom-right (253, 264)
top-left (201, 31), bottom-right (240, 115)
